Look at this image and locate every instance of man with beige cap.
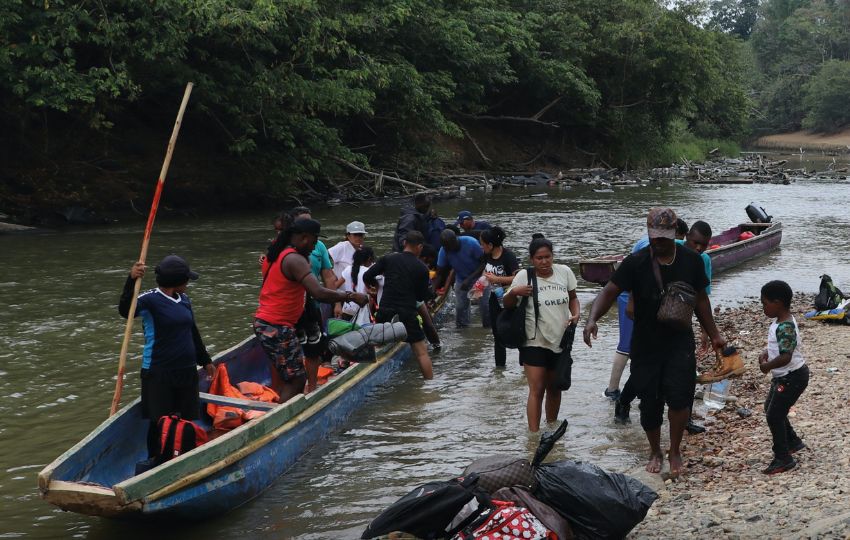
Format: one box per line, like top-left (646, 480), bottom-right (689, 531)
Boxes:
top-left (583, 208), bottom-right (726, 478)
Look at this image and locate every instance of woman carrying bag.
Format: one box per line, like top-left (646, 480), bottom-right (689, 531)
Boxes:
top-left (504, 235), bottom-right (580, 432)
top-left (479, 226), bottom-right (520, 367)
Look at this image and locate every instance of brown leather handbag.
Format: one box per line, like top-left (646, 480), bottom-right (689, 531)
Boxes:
top-left (651, 251), bottom-right (696, 331)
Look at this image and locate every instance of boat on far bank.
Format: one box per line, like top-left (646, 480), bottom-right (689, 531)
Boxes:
top-left (579, 221), bottom-right (783, 285)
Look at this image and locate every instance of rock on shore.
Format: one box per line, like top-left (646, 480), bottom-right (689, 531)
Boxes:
top-left (631, 294), bottom-right (850, 539)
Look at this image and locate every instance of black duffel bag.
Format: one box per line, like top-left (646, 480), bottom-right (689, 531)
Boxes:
top-left (494, 267), bottom-right (538, 349)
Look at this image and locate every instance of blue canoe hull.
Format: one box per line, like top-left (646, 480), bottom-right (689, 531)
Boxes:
top-left (147, 344), bottom-right (412, 519)
top-left (38, 334), bottom-right (415, 520)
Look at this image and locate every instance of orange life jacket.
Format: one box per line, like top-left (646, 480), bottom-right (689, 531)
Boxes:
top-left (207, 363), bottom-right (279, 431)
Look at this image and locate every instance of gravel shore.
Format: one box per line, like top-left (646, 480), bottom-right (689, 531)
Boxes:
top-left (630, 294), bottom-right (850, 539)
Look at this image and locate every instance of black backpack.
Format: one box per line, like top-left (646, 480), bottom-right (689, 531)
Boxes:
top-left (361, 474), bottom-right (491, 539)
top-left (494, 268), bottom-right (538, 349)
top-left (814, 274), bottom-right (847, 311)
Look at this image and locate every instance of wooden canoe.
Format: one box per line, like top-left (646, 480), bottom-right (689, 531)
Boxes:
top-left (579, 221), bottom-right (782, 285)
top-left (38, 298), bottom-right (445, 520)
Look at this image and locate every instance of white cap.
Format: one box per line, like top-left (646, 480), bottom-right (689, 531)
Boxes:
top-left (346, 221), bottom-right (367, 235)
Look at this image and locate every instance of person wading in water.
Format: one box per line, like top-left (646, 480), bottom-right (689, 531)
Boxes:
top-left (504, 235), bottom-right (579, 432)
top-left (364, 231), bottom-right (435, 379)
top-left (254, 218), bottom-right (368, 401)
top-left (584, 208), bottom-right (726, 478)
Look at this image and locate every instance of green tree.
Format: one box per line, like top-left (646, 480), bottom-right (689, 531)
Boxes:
top-left (802, 59), bottom-right (850, 131)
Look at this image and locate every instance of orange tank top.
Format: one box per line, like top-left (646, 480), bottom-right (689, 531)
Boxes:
top-left (255, 248), bottom-right (307, 327)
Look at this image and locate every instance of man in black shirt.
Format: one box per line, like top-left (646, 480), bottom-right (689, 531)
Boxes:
top-left (364, 231), bottom-right (434, 379)
top-left (583, 208), bottom-right (726, 479)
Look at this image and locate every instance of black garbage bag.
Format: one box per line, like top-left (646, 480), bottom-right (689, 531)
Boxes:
top-left (533, 460), bottom-right (658, 539)
top-left (361, 474), bottom-right (491, 539)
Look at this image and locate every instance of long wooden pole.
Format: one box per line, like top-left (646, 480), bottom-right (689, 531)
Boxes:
top-left (110, 83), bottom-right (194, 416)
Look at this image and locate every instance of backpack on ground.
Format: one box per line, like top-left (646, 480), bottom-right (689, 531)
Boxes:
top-left (814, 274), bottom-right (848, 311)
top-left (462, 456), bottom-right (536, 494)
top-left (492, 487), bottom-right (574, 540)
top-left (361, 474), bottom-right (491, 539)
top-left (451, 500), bottom-right (553, 540)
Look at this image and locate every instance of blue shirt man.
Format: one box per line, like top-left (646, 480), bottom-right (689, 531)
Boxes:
top-left (437, 235), bottom-right (484, 284)
top-left (437, 230), bottom-right (484, 328)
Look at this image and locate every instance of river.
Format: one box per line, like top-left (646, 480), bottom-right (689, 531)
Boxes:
top-left (1, 152), bottom-right (848, 539)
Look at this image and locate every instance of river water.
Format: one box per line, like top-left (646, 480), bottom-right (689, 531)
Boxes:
top-left (1, 153), bottom-right (849, 539)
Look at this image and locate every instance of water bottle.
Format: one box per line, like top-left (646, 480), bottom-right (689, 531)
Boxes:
top-left (492, 286), bottom-right (505, 299)
top-left (704, 379), bottom-right (732, 410)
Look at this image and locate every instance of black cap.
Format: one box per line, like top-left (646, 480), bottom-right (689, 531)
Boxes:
top-left (155, 255), bottom-right (199, 281)
top-left (290, 218), bottom-right (327, 238)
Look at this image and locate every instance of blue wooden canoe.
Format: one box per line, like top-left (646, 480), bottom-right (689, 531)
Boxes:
top-left (37, 302), bottom-right (443, 520)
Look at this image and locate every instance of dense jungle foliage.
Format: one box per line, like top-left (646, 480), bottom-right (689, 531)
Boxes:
top-left (0, 0), bottom-right (845, 211)
top-left (745, 0), bottom-right (850, 133)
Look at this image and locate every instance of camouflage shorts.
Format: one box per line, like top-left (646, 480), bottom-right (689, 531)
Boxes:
top-left (253, 319), bottom-right (305, 382)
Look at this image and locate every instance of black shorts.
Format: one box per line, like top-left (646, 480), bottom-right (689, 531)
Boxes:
top-left (631, 347), bottom-right (696, 410)
top-left (375, 307), bottom-right (425, 344)
top-left (140, 367), bottom-right (200, 420)
top-left (518, 346), bottom-right (559, 370)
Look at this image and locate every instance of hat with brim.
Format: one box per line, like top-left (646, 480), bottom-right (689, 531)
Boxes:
top-left (346, 221), bottom-right (367, 235)
top-left (646, 207), bottom-right (677, 240)
top-left (155, 255), bottom-right (199, 282)
top-left (457, 210), bottom-right (473, 223)
top-left (291, 218), bottom-right (327, 238)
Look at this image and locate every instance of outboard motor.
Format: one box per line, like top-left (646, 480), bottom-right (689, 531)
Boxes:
top-left (746, 203), bottom-right (772, 224)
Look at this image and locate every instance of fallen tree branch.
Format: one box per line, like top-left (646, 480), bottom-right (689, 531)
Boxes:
top-left (333, 157), bottom-right (429, 191)
top-left (460, 126), bottom-right (492, 165)
top-left (531, 96), bottom-right (562, 121)
top-left (454, 111), bottom-right (559, 128)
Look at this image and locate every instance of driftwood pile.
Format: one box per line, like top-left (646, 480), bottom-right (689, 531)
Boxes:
top-left (316, 151), bottom-right (850, 205)
top-left (319, 160), bottom-right (647, 204)
top-left (651, 153), bottom-right (850, 185)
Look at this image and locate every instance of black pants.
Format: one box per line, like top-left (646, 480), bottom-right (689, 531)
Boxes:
top-left (765, 364), bottom-right (809, 458)
top-left (620, 375), bottom-right (637, 405)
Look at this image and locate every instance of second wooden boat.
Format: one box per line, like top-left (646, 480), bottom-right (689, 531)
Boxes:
top-left (579, 221), bottom-right (782, 285)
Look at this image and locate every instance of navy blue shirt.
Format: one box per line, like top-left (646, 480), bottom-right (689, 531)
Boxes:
top-left (119, 277), bottom-right (211, 371)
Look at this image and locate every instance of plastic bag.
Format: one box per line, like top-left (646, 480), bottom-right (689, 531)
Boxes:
top-left (533, 460), bottom-right (658, 539)
top-left (467, 276), bottom-right (489, 301)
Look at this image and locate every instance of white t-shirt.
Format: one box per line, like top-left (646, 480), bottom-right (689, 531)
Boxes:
top-left (328, 241), bottom-right (357, 280)
top-left (340, 265), bottom-right (373, 326)
top-left (767, 316), bottom-right (805, 377)
top-left (509, 264), bottom-right (577, 352)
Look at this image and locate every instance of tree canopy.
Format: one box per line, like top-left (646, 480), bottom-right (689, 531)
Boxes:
top-left (1, 0), bottom-right (752, 209)
top-left (747, 0), bottom-right (850, 133)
